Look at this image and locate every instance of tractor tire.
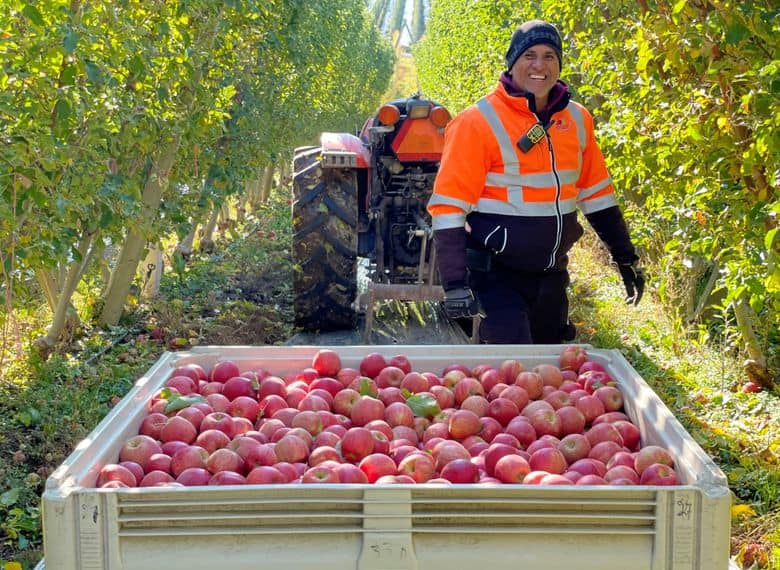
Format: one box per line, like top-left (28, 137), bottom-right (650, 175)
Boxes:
top-left (292, 147), bottom-right (359, 331)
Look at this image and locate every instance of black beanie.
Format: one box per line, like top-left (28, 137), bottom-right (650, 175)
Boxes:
top-left (505, 20), bottom-right (563, 70)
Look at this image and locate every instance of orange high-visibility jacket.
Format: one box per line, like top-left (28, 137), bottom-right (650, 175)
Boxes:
top-left (427, 82), bottom-right (634, 288)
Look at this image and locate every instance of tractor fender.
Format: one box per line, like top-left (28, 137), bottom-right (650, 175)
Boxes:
top-left (320, 132), bottom-right (370, 168)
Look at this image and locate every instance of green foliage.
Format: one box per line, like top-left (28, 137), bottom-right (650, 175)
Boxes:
top-left (416, 0), bottom-right (778, 372)
top-left (1, 0), bottom-right (393, 349)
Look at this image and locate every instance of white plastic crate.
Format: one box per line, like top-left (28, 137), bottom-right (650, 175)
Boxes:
top-left (39, 345), bottom-right (731, 570)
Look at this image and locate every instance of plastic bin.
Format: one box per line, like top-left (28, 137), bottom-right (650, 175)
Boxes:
top-left (39, 345), bottom-right (731, 570)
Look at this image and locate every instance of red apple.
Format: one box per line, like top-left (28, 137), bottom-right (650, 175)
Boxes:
top-left (440, 458), bottom-right (479, 483)
top-left (484, 443), bottom-right (518, 476)
top-left (527, 407), bottom-right (561, 438)
top-left (221, 376), bottom-right (255, 401)
top-left (634, 445), bottom-right (675, 475)
top-left (336, 367), bottom-right (360, 387)
top-left (311, 349), bottom-right (342, 377)
top-left (243, 443), bottom-right (278, 470)
top-left (559, 346), bottom-right (588, 373)
top-left (273, 434), bottom-right (310, 464)
top-left (139, 470), bottom-right (175, 487)
top-left (341, 427), bottom-right (375, 462)
top-left (400, 372), bottom-right (428, 394)
top-left (557, 433), bottom-right (591, 465)
top-left (605, 465), bottom-right (640, 484)
top-left (585, 422), bottom-right (624, 448)
top-left (358, 453), bottom-right (397, 483)
top-left (119, 435), bottom-right (162, 470)
top-left (291, 410), bottom-right (324, 436)
top-left (397, 452), bottom-right (436, 483)
top-left (639, 463), bottom-right (679, 485)
top-left (453, 377), bottom-right (485, 405)
top-left (515, 371), bottom-right (543, 399)
top-left (460, 395), bottom-right (490, 417)
top-left (539, 473), bottom-right (572, 485)
top-left (205, 448), bottom-right (245, 475)
top-left (580, 370), bottom-right (615, 393)
top-left (504, 417), bottom-right (537, 449)
top-left (613, 420), bottom-right (641, 450)
top-left (308, 376), bottom-right (342, 398)
top-left (568, 458), bottom-right (607, 478)
top-left (139, 412), bottom-right (169, 440)
top-left (594, 385), bottom-right (624, 412)
top-left (350, 396), bottom-right (386, 426)
top-left (494, 454), bottom-right (531, 484)
top-left (97, 464), bottom-right (137, 487)
top-left (478, 368), bottom-right (501, 394)
top-left (575, 395), bottom-right (605, 424)
top-left (498, 359), bottom-right (524, 384)
top-left (209, 360), bottom-right (241, 383)
top-left (555, 405), bottom-right (586, 436)
top-left (430, 385), bottom-right (455, 410)
top-left (359, 352), bottom-right (387, 378)
top-left (477, 416), bottom-right (503, 443)
top-left (529, 447), bottom-right (567, 474)
top-left (176, 467), bottom-right (212, 486)
top-left (332, 388), bottom-right (361, 416)
top-left (246, 465), bottom-right (286, 484)
top-left (575, 474), bottom-right (608, 485)
top-left (208, 471), bottom-right (247, 485)
top-left (388, 354), bottom-right (412, 374)
top-left (384, 402), bottom-right (414, 428)
top-left (534, 364), bottom-right (564, 388)
top-left (544, 390), bottom-right (572, 410)
top-left (588, 440), bottom-right (624, 464)
top-left (200, 412), bottom-right (235, 438)
top-left (447, 409), bottom-right (482, 440)
top-left (166, 374), bottom-right (198, 395)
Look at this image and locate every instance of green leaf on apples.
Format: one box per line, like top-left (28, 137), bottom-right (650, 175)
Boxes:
top-left (406, 394), bottom-right (441, 418)
top-left (358, 377), bottom-right (374, 396)
top-left (164, 394), bottom-right (206, 414)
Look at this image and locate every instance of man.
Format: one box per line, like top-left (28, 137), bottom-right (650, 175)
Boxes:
top-left (427, 19), bottom-right (644, 344)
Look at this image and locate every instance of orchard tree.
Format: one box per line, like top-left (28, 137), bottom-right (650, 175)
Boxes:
top-left (416, 0), bottom-right (778, 382)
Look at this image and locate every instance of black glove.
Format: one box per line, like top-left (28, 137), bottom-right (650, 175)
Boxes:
top-left (443, 287), bottom-right (485, 319)
top-left (617, 262), bottom-right (645, 305)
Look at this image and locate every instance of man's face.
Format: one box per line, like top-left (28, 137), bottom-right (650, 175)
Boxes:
top-left (509, 44), bottom-right (560, 106)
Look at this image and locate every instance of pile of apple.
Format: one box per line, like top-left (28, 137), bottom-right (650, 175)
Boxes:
top-left (95, 346), bottom-right (680, 488)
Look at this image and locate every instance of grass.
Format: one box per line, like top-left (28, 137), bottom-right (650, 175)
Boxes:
top-left (0, 187), bottom-right (778, 569)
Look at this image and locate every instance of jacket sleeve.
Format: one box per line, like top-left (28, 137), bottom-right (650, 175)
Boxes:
top-left (585, 206), bottom-right (639, 266)
top-left (427, 109), bottom-right (490, 290)
top-left (432, 227), bottom-right (469, 290)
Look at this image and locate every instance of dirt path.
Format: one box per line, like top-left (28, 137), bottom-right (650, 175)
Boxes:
top-left (285, 300), bottom-right (472, 347)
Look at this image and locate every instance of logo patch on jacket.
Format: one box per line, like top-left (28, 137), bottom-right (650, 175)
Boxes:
top-left (553, 118), bottom-right (572, 132)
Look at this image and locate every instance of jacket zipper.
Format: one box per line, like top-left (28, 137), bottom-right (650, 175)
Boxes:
top-left (544, 127), bottom-right (563, 270)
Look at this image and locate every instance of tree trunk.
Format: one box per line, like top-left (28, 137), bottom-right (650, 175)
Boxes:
top-left (200, 205), bottom-right (220, 252)
top-left (140, 244), bottom-right (163, 299)
top-left (35, 269), bottom-right (59, 312)
top-left (732, 293), bottom-right (774, 389)
top-left (99, 138), bottom-right (180, 326)
top-left (176, 222), bottom-right (197, 257)
top-left (259, 164), bottom-right (274, 203)
top-left (34, 231), bottom-right (96, 355)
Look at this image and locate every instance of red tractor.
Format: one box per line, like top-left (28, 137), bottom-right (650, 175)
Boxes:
top-left (291, 95), bottom-right (452, 332)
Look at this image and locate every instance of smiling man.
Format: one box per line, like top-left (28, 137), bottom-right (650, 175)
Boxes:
top-left (427, 19), bottom-right (645, 344)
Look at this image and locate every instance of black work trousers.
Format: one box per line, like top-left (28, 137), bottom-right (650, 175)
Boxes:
top-left (470, 262), bottom-right (573, 344)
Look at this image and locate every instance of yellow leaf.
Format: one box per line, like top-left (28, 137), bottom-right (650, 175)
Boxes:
top-left (716, 116), bottom-right (730, 132)
top-left (730, 504), bottom-right (756, 520)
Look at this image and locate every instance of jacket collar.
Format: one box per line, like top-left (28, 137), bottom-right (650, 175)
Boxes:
top-left (498, 71), bottom-right (570, 124)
